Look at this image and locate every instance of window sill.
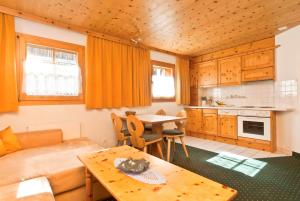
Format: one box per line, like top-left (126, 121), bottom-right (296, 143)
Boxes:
top-left (152, 98), bottom-right (176, 103)
top-left (19, 100), bottom-right (85, 106)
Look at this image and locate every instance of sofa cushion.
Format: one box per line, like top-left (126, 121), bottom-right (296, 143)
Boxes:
top-left (16, 129), bottom-right (63, 149)
top-left (162, 129), bottom-right (184, 135)
top-left (0, 177), bottom-right (55, 201)
top-left (0, 139), bottom-right (6, 157)
top-left (0, 138), bottom-right (103, 195)
top-left (0, 127), bottom-right (22, 154)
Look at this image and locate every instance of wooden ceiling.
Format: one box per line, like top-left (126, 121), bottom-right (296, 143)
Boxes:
top-left (1, 0), bottom-right (300, 55)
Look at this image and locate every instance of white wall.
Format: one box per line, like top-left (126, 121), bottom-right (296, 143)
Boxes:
top-left (0, 18), bottom-right (182, 148)
top-left (275, 25), bottom-right (300, 153)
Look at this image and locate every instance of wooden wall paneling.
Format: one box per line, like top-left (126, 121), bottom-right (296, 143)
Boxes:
top-left (190, 87), bottom-right (199, 106)
top-left (189, 64), bottom-right (198, 88)
top-left (0, 5), bottom-right (186, 58)
top-left (1, 0), bottom-right (300, 55)
top-left (270, 111), bottom-right (277, 152)
top-left (218, 56), bottom-right (241, 86)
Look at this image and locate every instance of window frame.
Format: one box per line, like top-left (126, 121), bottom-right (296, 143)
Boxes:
top-left (16, 33), bottom-right (85, 105)
top-left (151, 60), bottom-right (176, 102)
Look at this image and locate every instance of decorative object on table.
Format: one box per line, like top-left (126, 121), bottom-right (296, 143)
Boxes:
top-left (114, 158), bottom-right (166, 184)
top-left (117, 157), bottom-right (149, 174)
top-left (125, 111), bottom-right (136, 116)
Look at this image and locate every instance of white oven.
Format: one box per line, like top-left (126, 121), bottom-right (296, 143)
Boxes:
top-left (237, 110), bottom-right (271, 141)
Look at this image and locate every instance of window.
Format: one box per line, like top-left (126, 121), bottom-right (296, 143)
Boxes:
top-left (280, 80), bottom-right (298, 97)
top-left (151, 60), bottom-right (175, 102)
top-left (17, 34), bottom-right (85, 105)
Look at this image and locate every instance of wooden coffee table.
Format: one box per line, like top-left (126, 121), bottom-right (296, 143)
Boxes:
top-left (78, 146), bottom-right (237, 201)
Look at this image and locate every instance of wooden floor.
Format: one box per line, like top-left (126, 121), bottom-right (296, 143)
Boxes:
top-left (176, 136), bottom-right (290, 158)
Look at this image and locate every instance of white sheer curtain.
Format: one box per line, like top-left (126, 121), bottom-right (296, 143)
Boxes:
top-left (23, 45), bottom-right (81, 96)
top-left (152, 67), bottom-right (175, 98)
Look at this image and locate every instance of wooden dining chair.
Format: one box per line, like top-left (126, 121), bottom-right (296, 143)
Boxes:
top-left (111, 113), bottom-right (130, 146)
top-left (162, 110), bottom-right (189, 162)
top-left (126, 115), bottom-right (164, 159)
top-left (144, 109), bottom-right (167, 132)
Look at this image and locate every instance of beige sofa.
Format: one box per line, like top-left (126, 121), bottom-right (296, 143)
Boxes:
top-left (0, 129), bottom-right (111, 201)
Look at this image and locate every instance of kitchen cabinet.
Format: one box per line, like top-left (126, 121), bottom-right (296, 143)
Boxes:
top-left (242, 67), bottom-right (274, 82)
top-left (202, 109), bottom-right (218, 135)
top-left (242, 50), bottom-right (274, 70)
top-left (218, 56), bottom-right (241, 86)
top-left (184, 107), bottom-right (276, 152)
top-left (198, 60), bottom-right (218, 87)
top-left (241, 49), bottom-right (275, 82)
top-left (218, 115), bottom-right (237, 139)
top-left (186, 109), bottom-right (203, 134)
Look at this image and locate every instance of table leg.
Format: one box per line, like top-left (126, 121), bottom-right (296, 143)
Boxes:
top-left (167, 138), bottom-right (171, 162)
top-left (152, 124), bottom-right (163, 135)
top-left (85, 168), bottom-right (93, 201)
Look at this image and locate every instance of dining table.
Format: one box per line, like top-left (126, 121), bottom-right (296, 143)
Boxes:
top-left (120, 114), bottom-right (187, 135)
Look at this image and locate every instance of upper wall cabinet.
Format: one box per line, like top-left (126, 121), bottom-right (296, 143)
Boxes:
top-left (190, 37), bottom-right (275, 89)
top-left (218, 56), bottom-right (241, 86)
top-left (242, 50), bottom-right (274, 70)
top-left (241, 49), bottom-right (275, 82)
top-left (198, 60), bottom-right (218, 87)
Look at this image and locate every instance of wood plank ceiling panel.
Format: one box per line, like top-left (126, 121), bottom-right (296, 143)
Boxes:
top-left (0, 0), bottom-right (300, 55)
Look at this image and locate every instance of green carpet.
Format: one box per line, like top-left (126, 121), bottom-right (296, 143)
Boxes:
top-left (171, 143), bottom-right (300, 201)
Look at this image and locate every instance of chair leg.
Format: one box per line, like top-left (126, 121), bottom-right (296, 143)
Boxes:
top-left (167, 138), bottom-right (171, 162)
top-left (143, 146), bottom-right (147, 153)
top-left (172, 138), bottom-right (176, 153)
top-left (179, 136), bottom-right (189, 158)
top-left (156, 142), bottom-right (164, 160)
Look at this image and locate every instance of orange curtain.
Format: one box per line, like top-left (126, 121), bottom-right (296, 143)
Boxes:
top-left (0, 13), bottom-right (18, 113)
top-left (86, 36), bottom-right (151, 109)
top-left (176, 56), bottom-right (190, 105)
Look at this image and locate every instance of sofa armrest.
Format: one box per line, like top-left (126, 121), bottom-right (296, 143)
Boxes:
top-left (16, 129), bottom-right (63, 149)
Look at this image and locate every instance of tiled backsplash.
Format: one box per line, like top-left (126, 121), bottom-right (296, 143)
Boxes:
top-left (201, 80), bottom-right (298, 108)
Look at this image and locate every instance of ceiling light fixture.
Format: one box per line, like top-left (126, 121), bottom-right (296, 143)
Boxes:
top-left (278, 26), bottom-right (288, 31)
top-left (130, 38), bottom-right (142, 44)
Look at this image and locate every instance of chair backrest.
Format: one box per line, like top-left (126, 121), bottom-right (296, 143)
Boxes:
top-left (111, 113), bottom-right (125, 141)
top-left (155, 109), bottom-right (167, 115)
top-left (126, 115), bottom-right (145, 149)
top-left (175, 110), bottom-right (187, 131)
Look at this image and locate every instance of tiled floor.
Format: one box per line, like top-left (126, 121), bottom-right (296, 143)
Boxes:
top-left (176, 136), bottom-right (290, 158)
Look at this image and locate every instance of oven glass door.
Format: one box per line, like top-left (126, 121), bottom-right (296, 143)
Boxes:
top-left (238, 116), bottom-right (271, 141)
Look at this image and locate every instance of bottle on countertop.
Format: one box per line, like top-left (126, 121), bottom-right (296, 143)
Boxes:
top-left (201, 96), bottom-right (207, 106)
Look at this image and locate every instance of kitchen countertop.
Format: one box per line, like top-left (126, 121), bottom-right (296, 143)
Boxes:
top-left (185, 105), bottom-right (291, 112)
